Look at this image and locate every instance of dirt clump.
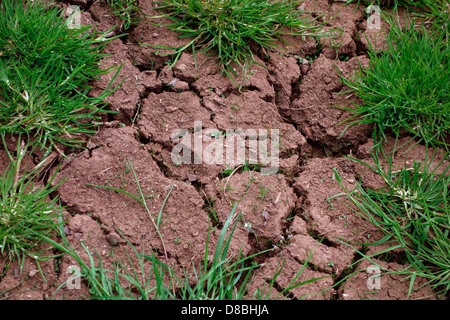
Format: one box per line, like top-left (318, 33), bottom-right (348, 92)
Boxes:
top-left (289, 54), bottom-right (372, 152)
top-left (53, 127), bottom-right (215, 276)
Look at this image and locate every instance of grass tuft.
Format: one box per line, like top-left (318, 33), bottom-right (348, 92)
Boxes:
top-left (105, 0), bottom-right (143, 30)
top-left (0, 134), bottom-right (64, 273)
top-left (337, 15), bottom-right (449, 151)
top-left (334, 140), bottom-right (450, 298)
top-left (0, 0), bottom-right (122, 155)
top-left (146, 0), bottom-right (332, 85)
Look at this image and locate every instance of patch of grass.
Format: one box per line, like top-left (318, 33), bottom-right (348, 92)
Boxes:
top-left (221, 164), bottom-right (235, 178)
top-left (105, 0), bottom-right (143, 30)
top-left (256, 183), bottom-right (270, 200)
top-left (337, 16), bottom-right (449, 151)
top-left (145, 0), bottom-right (332, 85)
top-left (242, 161), bottom-right (264, 173)
top-left (0, 0), bottom-right (122, 155)
top-left (0, 135), bottom-right (64, 273)
top-left (221, 161), bottom-right (265, 178)
top-left (333, 140), bottom-right (450, 298)
top-left (203, 194), bottom-right (219, 225)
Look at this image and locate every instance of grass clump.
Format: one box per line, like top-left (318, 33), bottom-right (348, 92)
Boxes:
top-left (334, 141), bottom-right (450, 298)
top-left (147, 0), bottom-right (331, 84)
top-left (337, 17), bottom-right (449, 151)
top-left (105, 0), bottom-right (143, 30)
top-left (0, 0), bottom-right (121, 155)
top-left (0, 135), bottom-right (64, 272)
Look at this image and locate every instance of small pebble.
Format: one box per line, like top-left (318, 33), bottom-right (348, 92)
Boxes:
top-left (174, 80), bottom-right (189, 91)
top-left (29, 270), bottom-right (38, 278)
top-left (176, 63), bottom-right (187, 72)
top-left (152, 32), bottom-right (159, 37)
top-left (105, 232), bottom-right (120, 246)
top-left (187, 173), bottom-right (198, 182)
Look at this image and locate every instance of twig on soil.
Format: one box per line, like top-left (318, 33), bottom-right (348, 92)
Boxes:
top-left (222, 165), bottom-right (242, 207)
top-left (131, 102), bottom-right (142, 128)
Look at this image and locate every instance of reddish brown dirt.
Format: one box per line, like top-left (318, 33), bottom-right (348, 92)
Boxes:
top-left (0, 0), bottom-right (447, 300)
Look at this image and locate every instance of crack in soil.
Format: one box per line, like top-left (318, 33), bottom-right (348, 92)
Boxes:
top-left (352, 29), bottom-right (370, 57)
top-left (331, 245), bottom-right (368, 296)
top-left (305, 228), bottom-right (339, 249)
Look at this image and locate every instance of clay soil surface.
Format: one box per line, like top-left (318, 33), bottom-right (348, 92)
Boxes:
top-left (0, 0), bottom-right (446, 300)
